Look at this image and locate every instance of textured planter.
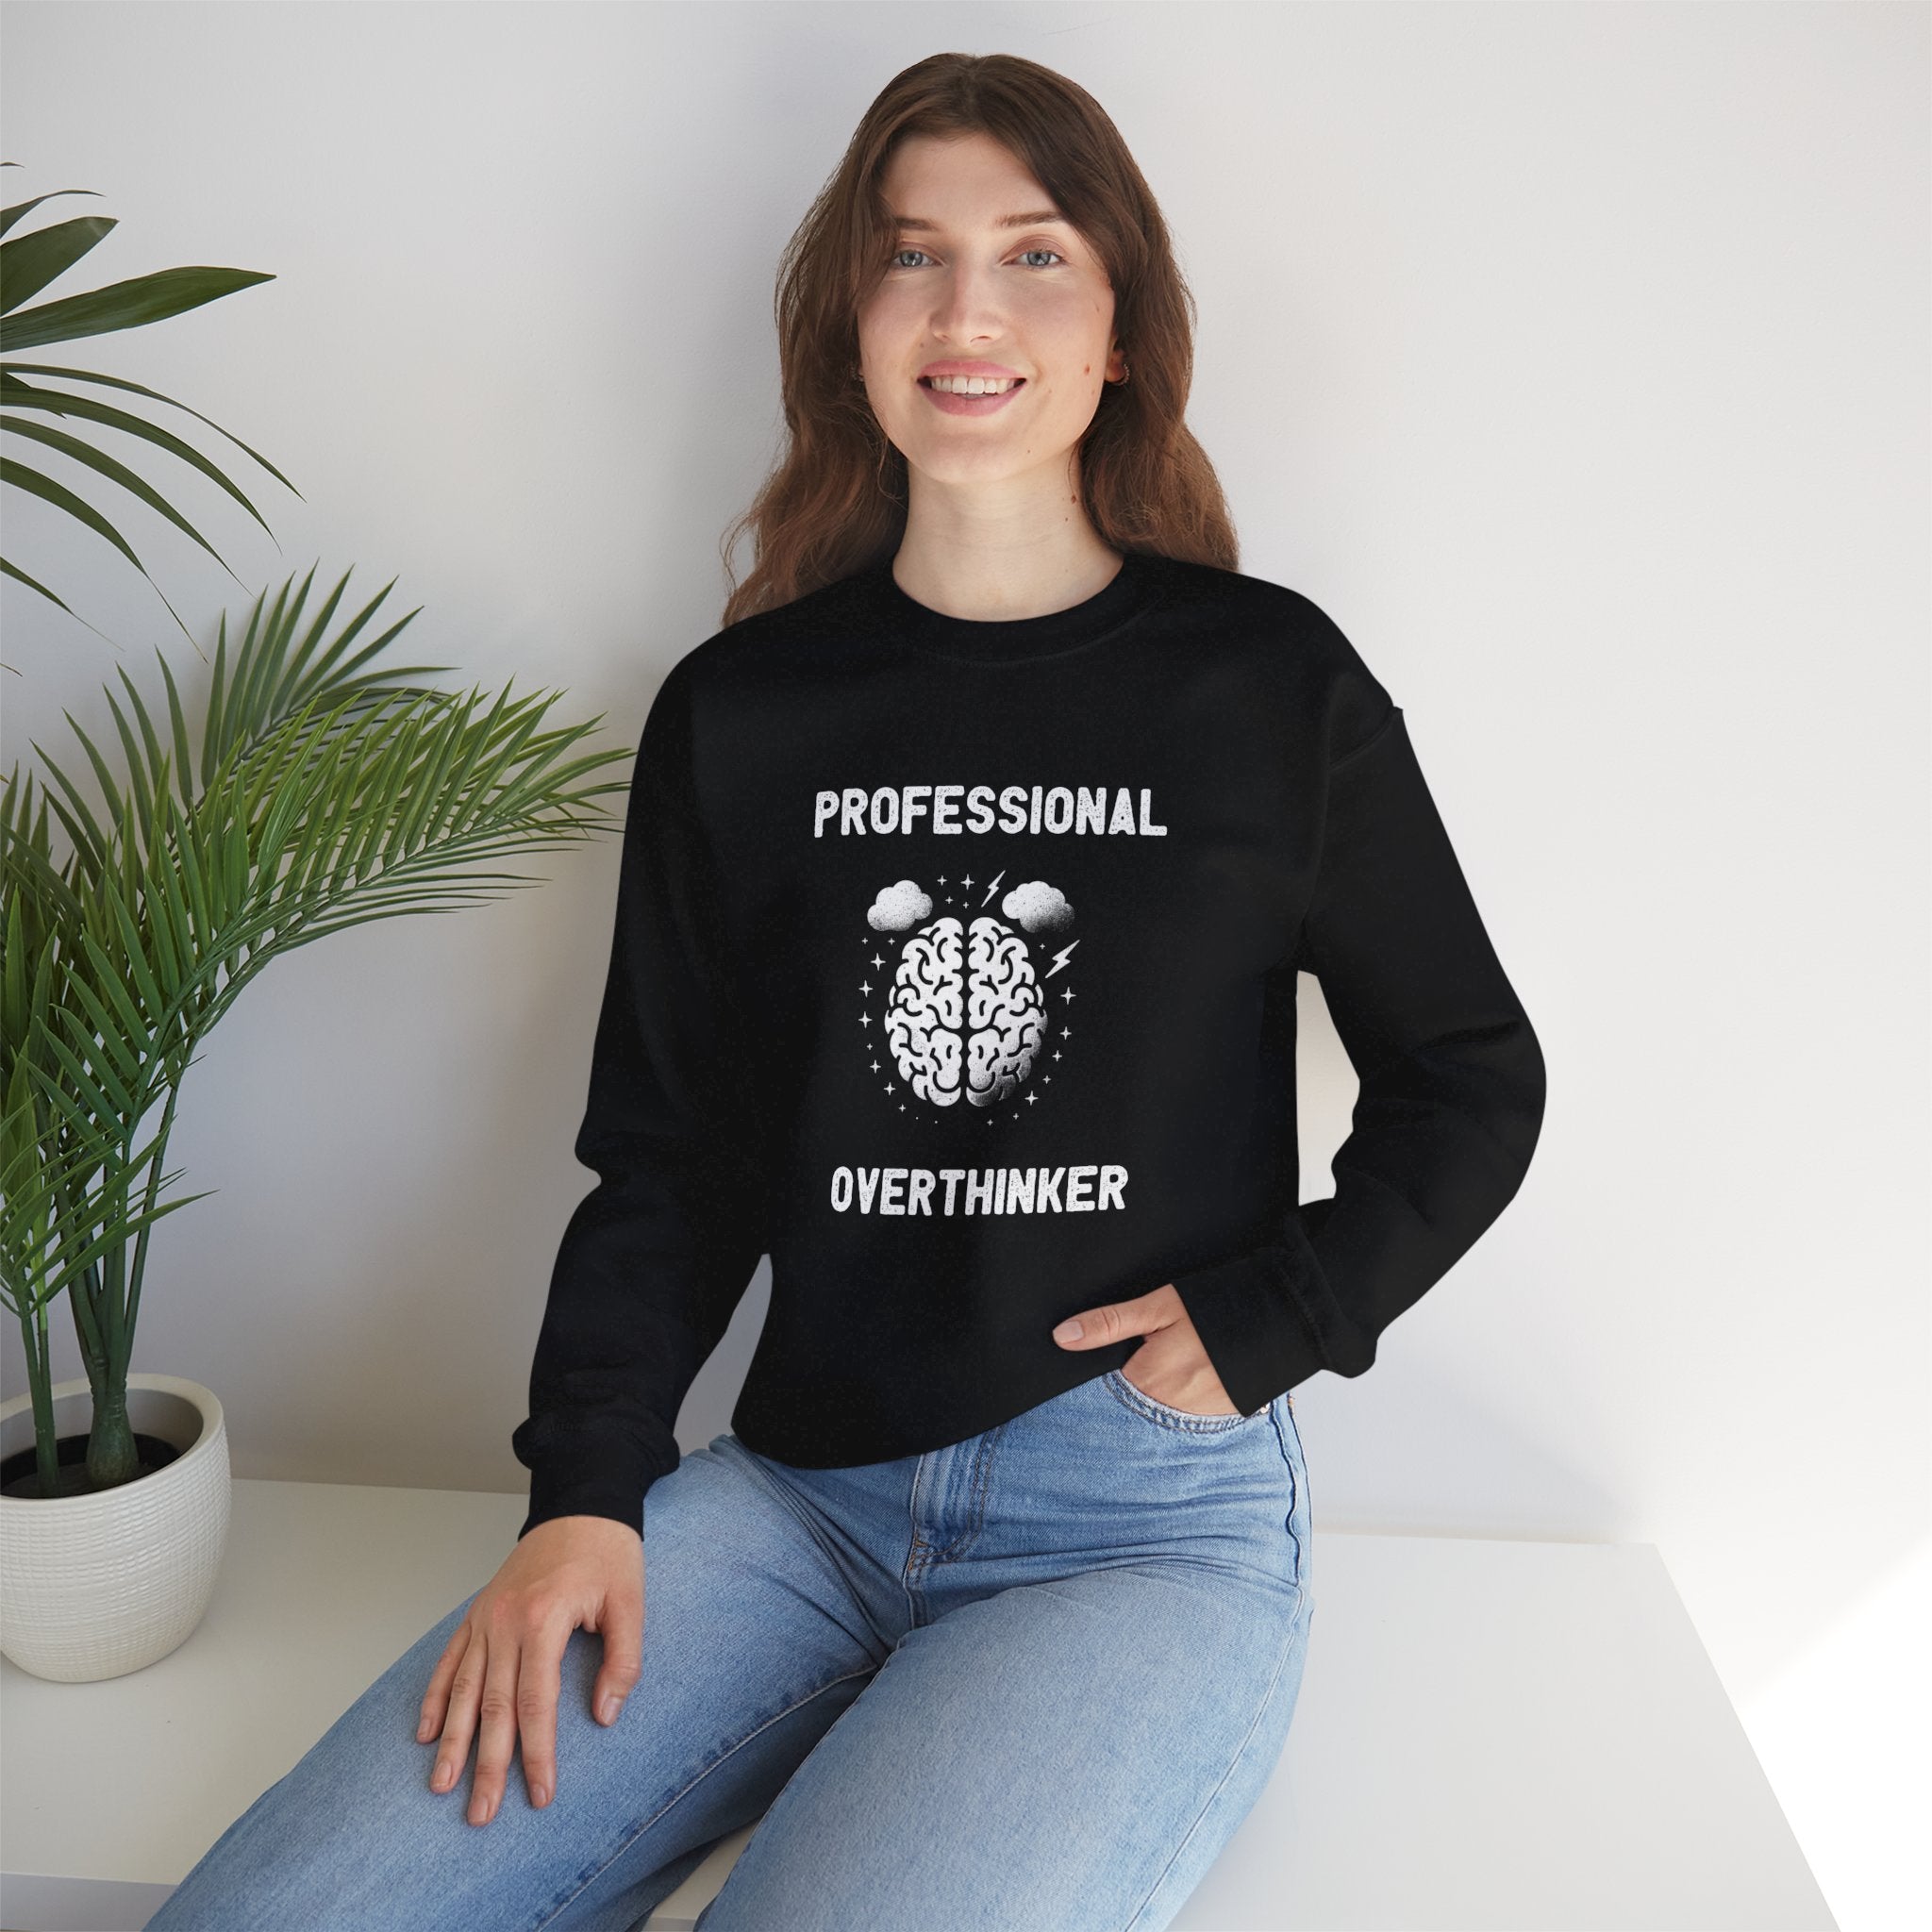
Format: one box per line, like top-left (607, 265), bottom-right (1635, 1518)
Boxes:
top-left (0, 1373), bottom-right (230, 1682)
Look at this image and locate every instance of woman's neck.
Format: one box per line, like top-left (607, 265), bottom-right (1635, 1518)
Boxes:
top-left (889, 525), bottom-right (1124, 625)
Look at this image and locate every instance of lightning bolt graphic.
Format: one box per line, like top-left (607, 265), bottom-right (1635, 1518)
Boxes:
top-left (1042, 940), bottom-right (1079, 979)
top-left (979, 870), bottom-right (1007, 906)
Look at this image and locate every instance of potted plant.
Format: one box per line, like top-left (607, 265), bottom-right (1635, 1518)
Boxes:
top-left (1, 163), bottom-right (634, 1682)
top-left (0, 570), bottom-right (632, 1681)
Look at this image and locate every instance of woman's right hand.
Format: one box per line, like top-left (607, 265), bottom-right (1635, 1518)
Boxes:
top-left (417, 1512), bottom-right (644, 1825)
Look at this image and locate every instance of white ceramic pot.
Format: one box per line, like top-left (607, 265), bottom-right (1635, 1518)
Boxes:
top-left (0, 1373), bottom-right (230, 1682)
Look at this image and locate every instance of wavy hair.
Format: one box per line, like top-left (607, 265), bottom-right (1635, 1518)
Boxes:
top-left (718, 51), bottom-right (1239, 626)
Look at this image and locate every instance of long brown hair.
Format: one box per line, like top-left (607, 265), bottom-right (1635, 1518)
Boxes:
top-left (717, 52), bottom-right (1239, 627)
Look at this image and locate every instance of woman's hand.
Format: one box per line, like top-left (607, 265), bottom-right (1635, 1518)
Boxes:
top-left (418, 1513), bottom-right (643, 1825)
top-left (1051, 1281), bottom-right (1241, 1415)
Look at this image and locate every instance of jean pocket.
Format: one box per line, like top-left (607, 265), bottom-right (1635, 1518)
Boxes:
top-left (1104, 1368), bottom-right (1267, 1434)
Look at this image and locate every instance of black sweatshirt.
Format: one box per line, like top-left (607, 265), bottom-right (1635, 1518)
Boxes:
top-left (510, 551), bottom-right (1546, 1540)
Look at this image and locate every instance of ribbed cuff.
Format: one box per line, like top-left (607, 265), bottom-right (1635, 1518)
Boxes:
top-left (1169, 1236), bottom-right (1328, 1417)
top-left (514, 1425), bottom-right (677, 1541)
top-left (517, 1471), bottom-right (648, 1543)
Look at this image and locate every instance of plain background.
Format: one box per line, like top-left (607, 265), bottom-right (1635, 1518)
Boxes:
top-left (2, 3), bottom-right (1925, 1926)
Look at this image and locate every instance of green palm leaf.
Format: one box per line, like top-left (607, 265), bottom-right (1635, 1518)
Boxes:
top-left (1, 163), bottom-right (301, 646)
top-left (1, 565), bottom-right (636, 1496)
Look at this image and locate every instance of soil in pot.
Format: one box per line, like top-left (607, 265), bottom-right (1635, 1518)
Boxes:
top-left (1, 1430), bottom-right (184, 1499)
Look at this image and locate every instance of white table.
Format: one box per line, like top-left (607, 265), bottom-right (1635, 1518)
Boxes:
top-left (0, 1478), bottom-right (1836, 1931)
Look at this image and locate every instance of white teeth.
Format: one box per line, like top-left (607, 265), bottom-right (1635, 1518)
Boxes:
top-left (924, 375), bottom-right (1020, 394)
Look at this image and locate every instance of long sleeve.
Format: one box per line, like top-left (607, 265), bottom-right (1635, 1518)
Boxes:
top-left (509, 660), bottom-right (769, 1541)
top-left (1170, 694), bottom-right (1547, 1416)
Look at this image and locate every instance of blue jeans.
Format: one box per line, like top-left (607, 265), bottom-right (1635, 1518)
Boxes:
top-left (145, 1369), bottom-right (1314, 1932)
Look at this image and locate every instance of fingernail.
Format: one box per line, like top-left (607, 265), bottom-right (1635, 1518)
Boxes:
top-left (531, 1782), bottom-right (549, 1807)
top-left (1054, 1319), bottom-right (1083, 1342)
top-left (416, 1719), bottom-right (432, 1741)
top-left (431, 1763), bottom-right (451, 1791)
top-left (599, 1696), bottom-right (621, 1724)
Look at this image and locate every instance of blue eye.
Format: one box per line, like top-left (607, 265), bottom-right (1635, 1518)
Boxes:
top-left (890, 247), bottom-right (1066, 271)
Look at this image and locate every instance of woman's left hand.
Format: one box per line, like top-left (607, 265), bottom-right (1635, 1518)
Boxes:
top-left (1051, 1282), bottom-right (1241, 1415)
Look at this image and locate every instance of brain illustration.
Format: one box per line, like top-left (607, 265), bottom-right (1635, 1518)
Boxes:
top-left (884, 914), bottom-right (1047, 1108)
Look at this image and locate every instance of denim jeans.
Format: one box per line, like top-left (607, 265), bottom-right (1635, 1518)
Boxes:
top-left (145, 1368), bottom-right (1314, 1932)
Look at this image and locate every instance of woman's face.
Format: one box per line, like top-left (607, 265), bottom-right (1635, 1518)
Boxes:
top-left (856, 130), bottom-right (1123, 496)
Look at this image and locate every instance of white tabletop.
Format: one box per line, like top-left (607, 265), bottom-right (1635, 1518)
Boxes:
top-left (0, 1478), bottom-right (1835, 1932)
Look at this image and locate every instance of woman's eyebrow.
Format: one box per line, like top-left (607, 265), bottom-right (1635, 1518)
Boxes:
top-left (891, 209), bottom-right (1071, 232)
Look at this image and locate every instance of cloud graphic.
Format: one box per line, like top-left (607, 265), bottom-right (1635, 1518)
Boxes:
top-left (1002, 880), bottom-right (1074, 933)
top-left (867, 879), bottom-right (934, 932)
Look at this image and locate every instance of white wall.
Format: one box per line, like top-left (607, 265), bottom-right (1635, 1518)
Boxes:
top-left (3, 4), bottom-right (1924, 1924)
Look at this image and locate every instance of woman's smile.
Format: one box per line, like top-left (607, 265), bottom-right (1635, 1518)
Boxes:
top-left (917, 375), bottom-right (1028, 417)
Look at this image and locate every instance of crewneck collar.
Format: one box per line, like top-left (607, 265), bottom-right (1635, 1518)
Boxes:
top-left (849, 550), bottom-right (1159, 663)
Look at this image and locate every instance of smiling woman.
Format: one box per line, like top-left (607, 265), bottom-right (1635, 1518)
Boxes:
top-left (714, 53), bottom-right (1239, 632)
top-left (145, 47), bottom-right (1544, 1932)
